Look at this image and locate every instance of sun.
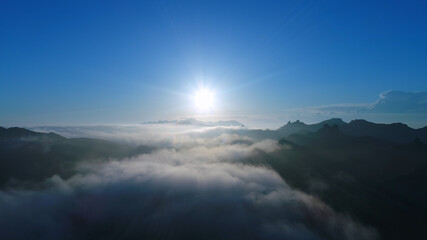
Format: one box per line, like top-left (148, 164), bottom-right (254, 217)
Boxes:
top-left (194, 88), bottom-right (215, 111)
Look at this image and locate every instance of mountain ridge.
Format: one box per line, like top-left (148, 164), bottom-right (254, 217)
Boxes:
top-left (277, 118), bottom-right (427, 143)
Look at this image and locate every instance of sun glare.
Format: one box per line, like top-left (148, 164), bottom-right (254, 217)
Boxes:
top-left (194, 88), bottom-right (215, 111)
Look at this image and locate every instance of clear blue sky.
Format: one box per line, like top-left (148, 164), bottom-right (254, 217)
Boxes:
top-left (1, 1), bottom-right (427, 127)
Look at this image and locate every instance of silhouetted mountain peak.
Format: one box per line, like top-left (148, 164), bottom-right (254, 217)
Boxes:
top-left (320, 118), bottom-right (346, 125)
top-left (285, 120), bottom-right (307, 126)
top-left (0, 127), bottom-right (40, 138)
top-left (280, 120), bottom-right (307, 131)
top-left (349, 119), bottom-right (368, 124)
top-left (348, 119), bottom-right (409, 129)
top-left (348, 119), bottom-right (377, 127)
top-left (339, 119), bottom-right (425, 143)
top-left (282, 118), bottom-right (346, 129)
top-left (389, 122), bottom-right (409, 128)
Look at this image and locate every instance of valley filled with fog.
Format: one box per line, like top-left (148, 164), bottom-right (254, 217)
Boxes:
top-left (2, 120), bottom-right (427, 239)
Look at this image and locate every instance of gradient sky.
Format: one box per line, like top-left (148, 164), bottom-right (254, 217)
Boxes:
top-left (1, 1), bottom-right (427, 128)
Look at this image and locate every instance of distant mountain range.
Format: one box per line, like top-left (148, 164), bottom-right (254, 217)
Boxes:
top-left (270, 124), bottom-right (427, 240)
top-left (278, 118), bottom-right (427, 143)
top-left (233, 118), bottom-right (427, 143)
top-left (141, 118), bottom-right (245, 127)
top-left (0, 127), bottom-right (154, 187)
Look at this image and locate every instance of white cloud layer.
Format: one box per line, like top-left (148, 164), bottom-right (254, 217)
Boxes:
top-left (0, 129), bottom-right (377, 240)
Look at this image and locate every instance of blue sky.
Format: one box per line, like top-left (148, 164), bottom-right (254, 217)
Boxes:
top-left (1, 0), bottom-right (427, 128)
